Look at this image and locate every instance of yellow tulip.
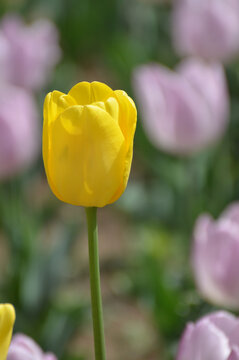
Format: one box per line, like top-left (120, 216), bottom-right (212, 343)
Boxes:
top-left (43, 81), bottom-right (137, 207)
top-left (0, 304), bottom-right (15, 360)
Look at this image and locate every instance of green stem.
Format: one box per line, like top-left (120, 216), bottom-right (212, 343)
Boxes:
top-left (85, 207), bottom-right (106, 360)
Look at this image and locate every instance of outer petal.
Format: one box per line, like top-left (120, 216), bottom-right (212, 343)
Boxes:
top-left (43, 90), bottom-right (75, 200)
top-left (177, 318), bottom-right (231, 360)
top-left (192, 215), bottom-right (223, 304)
top-left (7, 334), bottom-right (58, 360)
top-left (176, 323), bottom-right (195, 360)
top-left (108, 90), bottom-right (137, 203)
top-left (114, 90), bottom-right (137, 147)
top-left (47, 105), bottom-right (125, 207)
top-left (44, 355), bottom-right (57, 360)
top-left (228, 348), bottom-right (239, 360)
top-left (68, 81), bottom-right (114, 105)
top-left (221, 202), bottom-right (239, 224)
top-left (228, 323), bottom-right (239, 350)
top-left (177, 59), bottom-right (229, 141)
top-left (7, 334), bottom-right (43, 360)
top-left (0, 304), bottom-right (15, 360)
top-left (43, 91), bottom-right (75, 126)
top-left (7, 348), bottom-right (34, 360)
top-left (207, 312), bottom-right (238, 339)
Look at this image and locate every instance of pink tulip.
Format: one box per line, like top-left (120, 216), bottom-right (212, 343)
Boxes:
top-left (133, 58), bottom-right (229, 155)
top-left (229, 349), bottom-right (239, 360)
top-left (7, 334), bottom-right (57, 360)
top-left (0, 85), bottom-right (39, 179)
top-left (177, 311), bottom-right (239, 360)
top-left (193, 203), bottom-right (239, 309)
top-left (172, 0), bottom-right (239, 62)
top-left (0, 15), bottom-right (61, 90)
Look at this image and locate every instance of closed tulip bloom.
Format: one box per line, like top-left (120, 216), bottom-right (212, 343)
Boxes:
top-left (43, 81), bottom-right (137, 207)
top-left (0, 304), bottom-right (15, 360)
top-left (193, 203), bottom-right (239, 309)
top-left (133, 58), bottom-right (228, 155)
top-left (177, 311), bottom-right (239, 360)
top-left (0, 85), bottom-right (39, 180)
top-left (172, 0), bottom-right (239, 62)
top-left (7, 334), bottom-right (57, 360)
top-left (0, 15), bottom-right (61, 90)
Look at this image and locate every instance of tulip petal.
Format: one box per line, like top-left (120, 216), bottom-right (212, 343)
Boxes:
top-left (177, 58), bottom-right (229, 140)
top-left (7, 347), bottom-right (34, 360)
top-left (68, 81), bottom-right (114, 105)
top-left (207, 312), bottom-right (238, 339)
top-left (7, 334), bottom-right (58, 360)
top-left (43, 90), bottom-right (76, 127)
top-left (48, 105), bottom-right (125, 207)
top-left (92, 98), bottom-right (119, 123)
top-left (176, 323), bottom-right (195, 360)
top-left (193, 213), bottom-right (239, 308)
top-left (228, 348), bottom-right (239, 360)
top-left (0, 304), bottom-right (15, 360)
top-left (44, 355), bottom-right (58, 360)
top-left (177, 319), bottom-right (230, 360)
top-left (221, 203), bottom-right (239, 224)
top-left (105, 97), bottom-right (119, 122)
top-left (193, 215), bottom-right (230, 307)
top-left (8, 334), bottom-right (43, 356)
top-left (108, 91), bottom-right (137, 203)
top-left (43, 90), bottom-right (75, 200)
top-left (114, 90), bottom-right (137, 147)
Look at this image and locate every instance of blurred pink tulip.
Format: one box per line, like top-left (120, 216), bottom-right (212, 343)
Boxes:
top-left (229, 349), bottom-right (239, 360)
top-left (133, 58), bottom-right (229, 155)
top-left (7, 334), bottom-right (57, 360)
top-left (0, 85), bottom-right (39, 179)
top-left (193, 203), bottom-right (239, 309)
top-left (177, 311), bottom-right (239, 360)
top-left (0, 15), bottom-right (61, 90)
top-left (172, 0), bottom-right (239, 62)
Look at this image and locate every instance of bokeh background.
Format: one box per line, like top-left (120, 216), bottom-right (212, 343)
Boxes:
top-left (1, 0), bottom-right (239, 359)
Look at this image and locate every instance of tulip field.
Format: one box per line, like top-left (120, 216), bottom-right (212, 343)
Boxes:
top-left (1, 0), bottom-right (239, 360)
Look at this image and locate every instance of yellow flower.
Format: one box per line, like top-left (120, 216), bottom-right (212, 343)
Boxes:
top-left (0, 304), bottom-right (15, 360)
top-left (43, 81), bottom-right (137, 207)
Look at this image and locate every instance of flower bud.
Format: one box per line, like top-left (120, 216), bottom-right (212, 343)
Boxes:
top-left (43, 81), bottom-right (137, 207)
top-left (172, 0), bottom-right (239, 62)
top-left (133, 58), bottom-right (228, 155)
top-left (0, 15), bottom-right (61, 90)
top-left (193, 203), bottom-right (239, 309)
top-left (177, 311), bottom-right (239, 360)
top-left (0, 85), bottom-right (39, 180)
top-left (7, 334), bottom-right (57, 360)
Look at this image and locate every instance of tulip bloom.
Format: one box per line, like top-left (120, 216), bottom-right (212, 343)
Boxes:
top-left (0, 304), bottom-right (15, 360)
top-left (192, 203), bottom-right (239, 309)
top-left (7, 334), bottom-right (57, 360)
top-left (0, 85), bottom-right (39, 180)
top-left (133, 58), bottom-right (228, 155)
top-left (43, 81), bottom-right (137, 207)
top-left (177, 311), bottom-right (239, 360)
top-left (172, 0), bottom-right (239, 62)
top-left (0, 15), bottom-right (61, 90)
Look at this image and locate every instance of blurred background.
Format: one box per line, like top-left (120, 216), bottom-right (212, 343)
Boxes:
top-left (1, 0), bottom-right (239, 359)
